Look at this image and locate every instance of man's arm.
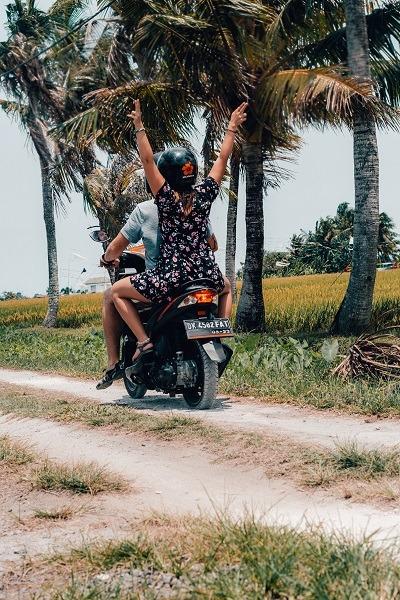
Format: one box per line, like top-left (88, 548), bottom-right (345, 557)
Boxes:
top-left (206, 220), bottom-right (218, 251)
top-left (208, 233), bottom-right (218, 252)
top-left (103, 205), bottom-right (143, 263)
top-left (103, 233), bottom-right (129, 263)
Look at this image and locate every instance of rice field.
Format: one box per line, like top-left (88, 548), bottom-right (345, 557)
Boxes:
top-left (2, 269), bottom-right (400, 333)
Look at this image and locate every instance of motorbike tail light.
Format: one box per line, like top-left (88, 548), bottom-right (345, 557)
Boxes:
top-left (193, 290), bottom-right (218, 304)
top-left (178, 289), bottom-right (218, 308)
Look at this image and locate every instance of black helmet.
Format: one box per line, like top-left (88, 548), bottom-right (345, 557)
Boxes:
top-left (156, 147), bottom-right (198, 192)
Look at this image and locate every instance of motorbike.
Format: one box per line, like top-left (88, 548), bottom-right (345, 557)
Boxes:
top-left (89, 228), bottom-right (233, 409)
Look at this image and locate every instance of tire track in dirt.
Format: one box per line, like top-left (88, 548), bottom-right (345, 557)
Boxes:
top-left (0, 368), bottom-right (398, 449)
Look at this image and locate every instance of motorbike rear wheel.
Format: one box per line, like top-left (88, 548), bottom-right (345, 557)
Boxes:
top-left (123, 372), bottom-right (147, 399)
top-left (183, 341), bottom-right (219, 410)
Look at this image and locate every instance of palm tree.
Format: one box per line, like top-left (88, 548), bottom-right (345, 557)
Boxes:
top-left (0, 2), bottom-right (63, 326)
top-left (288, 201), bottom-right (399, 274)
top-left (332, 0), bottom-right (380, 334)
top-left (378, 212), bottom-right (400, 263)
top-left (0, 0), bottom-right (129, 325)
top-left (0, 0), bottom-right (104, 325)
top-left (84, 154), bottom-right (151, 239)
top-left (62, 0), bottom-right (400, 332)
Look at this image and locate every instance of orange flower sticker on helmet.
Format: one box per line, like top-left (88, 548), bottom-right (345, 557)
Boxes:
top-left (182, 162), bottom-right (194, 176)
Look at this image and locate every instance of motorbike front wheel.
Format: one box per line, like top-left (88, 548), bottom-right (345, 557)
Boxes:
top-left (183, 341), bottom-right (219, 410)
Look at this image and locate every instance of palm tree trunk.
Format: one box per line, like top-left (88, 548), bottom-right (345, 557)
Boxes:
top-left (28, 117), bottom-right (60, 328)
top-left (235, 142), bottom-right (265, 332)
top-left (225, 156), bottom-right (240, 297)
top-left (41, 163), bottom-right (60, 327)
top-left (332, 0), bottom-right (379, 335)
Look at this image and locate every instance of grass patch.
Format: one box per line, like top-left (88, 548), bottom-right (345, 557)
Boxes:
top-left (25, 514), bottom-right (400, 598)
top-left (0, 425), bottom-right (127, 496)
top-left (302, 442), bottom-right (400, 490)
top-left (223, 333), bottom-right (400, 416)
top-left (33, 460), bottom-right (126, 495)
top-left (0, 434), bottom-right (34, 465)
top-left (331, 441), bottom-right (400, 478)
top-left (1, 383), bottom-right (400, 504)
top-left (34, 504), bottom-right (86, 521)
top-left (0, 326), bottom-right (105, 377)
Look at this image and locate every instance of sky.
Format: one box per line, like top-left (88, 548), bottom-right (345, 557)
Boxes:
top-left (1, 0), bottom-right (400, 296)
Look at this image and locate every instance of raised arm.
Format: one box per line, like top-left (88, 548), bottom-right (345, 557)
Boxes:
top-left (129, 99), bottom-right (165, 196)
top-left (208, 102), bottom-right (248, 185)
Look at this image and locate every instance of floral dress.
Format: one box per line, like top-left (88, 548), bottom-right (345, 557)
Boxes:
top-left (130, 176), bottom-right (224, 302)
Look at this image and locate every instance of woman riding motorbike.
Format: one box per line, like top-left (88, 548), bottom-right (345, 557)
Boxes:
top-left (103, 99), bottom-right (247, 372)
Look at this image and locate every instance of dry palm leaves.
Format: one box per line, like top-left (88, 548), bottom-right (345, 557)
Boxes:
top-left (333, 330), bottom-right (400, 380)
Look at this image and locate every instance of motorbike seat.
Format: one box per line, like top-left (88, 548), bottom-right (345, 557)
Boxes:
top-left (136, 278), bottom-right (217, 317)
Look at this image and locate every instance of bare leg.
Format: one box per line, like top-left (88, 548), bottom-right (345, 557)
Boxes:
top-left (218, 276), bottom-right (232, 318)
top-left (111, 278), bottom-right (153, 359)
top-left (103, 287), bottom-right (124, 369)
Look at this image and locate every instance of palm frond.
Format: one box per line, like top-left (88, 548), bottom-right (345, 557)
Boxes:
top-left (106, 24), bottom-right (135, 87)
top-left (83, 160), bottom-right (151, 237)
top-left (51, 141), bottom-right (96, 202)
top-left (83, 166), bottom-right (113, 216)
top-left (0, 98), bottom-right (29, 120)
top-left (257, 67), bottom-right (400, 129)
top-left (372, 57), bottom-right (400, 106)
top-left (56, 79), bottom-right (199, 152)
top-left (287, 3), bottom-right (400, 69)
top-left (48, 0), bottom-right (92, 25)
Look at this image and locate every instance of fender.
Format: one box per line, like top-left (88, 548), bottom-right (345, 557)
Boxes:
top-left (200, 341), bottom-right (233, 377)
top-left (200, 340), bottom-right (226, 363)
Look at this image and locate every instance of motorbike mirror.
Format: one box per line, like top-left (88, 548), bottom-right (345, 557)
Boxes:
top-left (89, 230), bottom-right (109, 243)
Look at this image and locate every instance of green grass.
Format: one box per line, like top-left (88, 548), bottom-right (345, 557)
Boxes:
top-left (33, 461), bottom-right (127, 495)
top-left (2, 324), bottom-right (399, 417)
top-left (331, 441), bottom-right (400, 478)
top-left (0, 326), bottom-right (106, 377)
top-left (35, 515), bottom-right (400, 598)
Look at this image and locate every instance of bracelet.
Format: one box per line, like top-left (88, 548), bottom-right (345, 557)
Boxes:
top-left (101, 253), bottom-right (113, 266)
top-left (227, 128), bottom-right (237, 134)
top-left (135, 127), bottom-right (146, 134)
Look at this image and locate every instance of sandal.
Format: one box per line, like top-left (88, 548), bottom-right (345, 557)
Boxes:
top-left (125, 338), bottom-right (154, 379)
top-left (96, 360), bottom-right (124, 390)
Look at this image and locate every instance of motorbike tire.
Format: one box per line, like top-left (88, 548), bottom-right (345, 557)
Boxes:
top-left (123, 373), bottom-right (147, 399)
top-left (183, 342), bottom-right (219, 410)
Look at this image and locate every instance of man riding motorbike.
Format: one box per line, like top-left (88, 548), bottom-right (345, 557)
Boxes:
top-left (96, 168), bottom-right (228, 390)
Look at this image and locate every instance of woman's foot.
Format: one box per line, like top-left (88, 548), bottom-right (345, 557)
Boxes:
top-left (96, 361), bottom-right (124, 390)
top-left (132, 338), bottom-right (154, 362)
top-left (125, 339), bottom-right (154, 380)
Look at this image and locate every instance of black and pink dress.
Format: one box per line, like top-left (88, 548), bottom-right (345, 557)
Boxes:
top-left (130, 176), bottom-right (224, 302)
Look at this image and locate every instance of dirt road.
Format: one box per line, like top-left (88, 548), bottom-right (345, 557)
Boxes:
top-left (0, 367), bottom-right (398, 449)
top-left (1, 366), bottom-right (400, 579)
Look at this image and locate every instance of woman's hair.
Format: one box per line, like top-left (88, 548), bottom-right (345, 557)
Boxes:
top-left (178, 189), bottom-right (195, 217)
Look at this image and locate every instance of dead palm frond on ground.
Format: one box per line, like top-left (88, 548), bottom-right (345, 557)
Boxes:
top-left (333, 330), bottom-right (400, 380)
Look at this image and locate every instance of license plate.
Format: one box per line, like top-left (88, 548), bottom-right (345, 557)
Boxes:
top-left (183, 318), bottom-right (233, 339)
